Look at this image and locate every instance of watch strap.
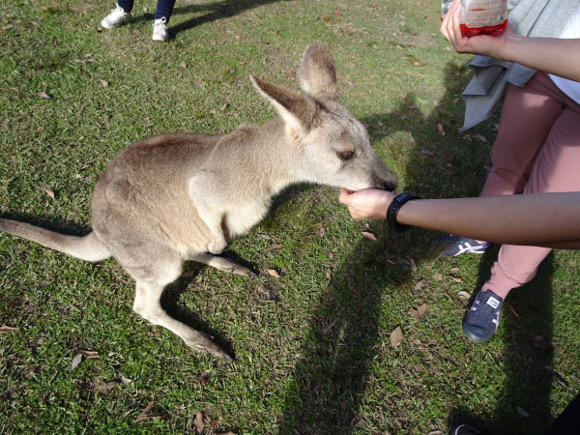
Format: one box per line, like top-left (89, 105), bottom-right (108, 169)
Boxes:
top-left (386, 192), bottom-right (420, 233)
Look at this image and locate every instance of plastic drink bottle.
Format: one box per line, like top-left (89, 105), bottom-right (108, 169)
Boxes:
top-left (441, 0), bottom-right (507, 37)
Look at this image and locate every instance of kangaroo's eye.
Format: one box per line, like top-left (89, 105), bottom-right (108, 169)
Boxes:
top-left (337, 151), bottom-right (354, 161)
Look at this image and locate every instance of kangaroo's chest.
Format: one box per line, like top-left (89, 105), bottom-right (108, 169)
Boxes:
top-left (224, 199), bottom-right (272, 238)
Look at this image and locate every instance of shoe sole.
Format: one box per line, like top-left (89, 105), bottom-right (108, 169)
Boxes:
top-left (101, 22), bottom-right (124, 29)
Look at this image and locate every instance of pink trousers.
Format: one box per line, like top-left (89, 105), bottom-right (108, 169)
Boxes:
top-left (480, 72), bottom-right (580, 299)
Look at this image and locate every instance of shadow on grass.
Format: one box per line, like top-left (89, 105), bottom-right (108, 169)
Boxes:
top-left (278, 61), bottom-right (557, 433)
top-left (449, 248), bottom-right (555, 434)
top-left (450, 250), bottom-right (555, 434)
top-left (168, 0), bottom-right (291, 36)
top-left (277, 231), bottom-right (416, 434)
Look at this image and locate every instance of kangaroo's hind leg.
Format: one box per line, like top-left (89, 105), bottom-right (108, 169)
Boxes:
top-left (188, 252), bottom-right (256, 278)
top-left (122, 249), bottom-right (234, 363)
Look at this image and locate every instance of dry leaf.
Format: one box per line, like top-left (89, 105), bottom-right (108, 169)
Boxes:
top-left (442, 290), bottom-right (453, 303)
top-left (432, 272), bottom-right (443, 281)
top-left (180, 60), bottom-right (187, 68)
top-left (136, 401), bottom-right (167, 422)
top-left (410, 309), bottom-right (420, 322)
top-left (0, 326), bottom-right (19, 334)
top-left (100, 79), bottom-right (109, 87)
top-left (267, 269), bottom-right (280, 278)
top-left (457, 291), bottom-right (471, 300)
top-left (437, 123), bottom-right (446, 136)
top-left (414, 279), bottom-right (427, 291)
top-left (325, 269), bottom-right (332, 280)
top-left (267, 243), bottom-right (283, 251)
top-left (450, 277), bottom-right (463, 283)
top-left (70, 353), bottom-right (83, 371)
top-left (515, 406), bottom-right (529, 418)
top-left (361, 231), bottom-right (377, 241)
top-left (476, 134), bottom-right (487, 142)
top-left (216, 433), bottom-right (236, 435)
top-left (98, 382), bottom-right (117, 394)
top-left (44, 188), bottom-right (55, 198)
top-left (38, 92), bottom-right (51, 100)
top-left (120, 375), bottom-right (132, 384)
top-left (410, 303), bottom-right (427, 323)
top-left (286, 70), bottom-right (296, 79)
top-left (136, 401), bottom-right (156, 423)
top-left (413, 61), bottom-right (423, 66)
top-left (234, 35), bottom-right (243, 39)
top-left (219, 103), bottom-right (228, 111)
top-left (390, 326), bottom-right (404, 348)
top-left (450, 267), bottom-right (460, 275)
top-left (194, 411), bottom-right (205, 433)
top-left (81, 350), bottom-right (99, 359)
top-left (314, 223), bottom-right (325, 237)
top-left (509, 304), bottom-right (520, 318)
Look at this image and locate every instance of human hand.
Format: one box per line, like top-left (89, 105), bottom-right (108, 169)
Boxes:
top-left (338, 188), bottom-right (395, 220)
top-left (440, 0), bottom-right (510, 58)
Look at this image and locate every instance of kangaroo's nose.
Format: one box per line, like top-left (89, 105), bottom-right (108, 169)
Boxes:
top-left (383, 180), bottom-right (397, 192)
top-left (373, 175), bottom-right (398, 192)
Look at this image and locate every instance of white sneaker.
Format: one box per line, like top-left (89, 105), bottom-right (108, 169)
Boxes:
top-left (152, 17), bottom-right (169, 42)
top-left (101, 4), bottom-right (128, 29)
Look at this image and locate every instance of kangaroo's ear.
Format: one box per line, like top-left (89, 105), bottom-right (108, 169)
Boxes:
top-left (251, 75), bottom-right (318, 135)
top-left (298, 42), bottom-right (338, 102)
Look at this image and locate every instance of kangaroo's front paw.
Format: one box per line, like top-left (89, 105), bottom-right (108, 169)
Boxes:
top-left (208, 240), bottom-right (226, 255)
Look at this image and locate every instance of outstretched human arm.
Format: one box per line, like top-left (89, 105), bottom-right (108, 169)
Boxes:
top-left (440, 0), bottom-right (580, 82)
top-left (338, 188), bottom-right (580, 249)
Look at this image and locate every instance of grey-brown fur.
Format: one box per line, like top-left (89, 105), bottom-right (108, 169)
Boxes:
top-left (0, 43), bottom-right (397, 362)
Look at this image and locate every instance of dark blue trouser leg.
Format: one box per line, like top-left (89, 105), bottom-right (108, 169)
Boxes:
top-left (117, 0), bottom-right (134, 13)
top-left (154, 0), bottom-right (177, 22)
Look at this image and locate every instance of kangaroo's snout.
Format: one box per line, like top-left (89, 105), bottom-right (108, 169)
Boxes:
top-left (375, 175), bottom-right (398, 192)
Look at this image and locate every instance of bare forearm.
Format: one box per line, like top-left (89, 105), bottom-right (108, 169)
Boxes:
top-left (498, 35), bottom-right (580, 82)
top-left (440, 0), bottom-right (580, 82)
top-left (397, 193), bottom-right (580, 249)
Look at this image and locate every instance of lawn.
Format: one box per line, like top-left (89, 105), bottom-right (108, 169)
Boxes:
top-left (1, 0), bottom-right (579, 434)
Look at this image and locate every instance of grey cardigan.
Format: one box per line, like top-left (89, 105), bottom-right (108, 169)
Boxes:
top-left (461, 0), bottom-right (580, 130)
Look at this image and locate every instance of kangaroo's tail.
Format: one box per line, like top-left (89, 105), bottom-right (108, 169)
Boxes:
top-left (0, 218), bottom-right (111, 262)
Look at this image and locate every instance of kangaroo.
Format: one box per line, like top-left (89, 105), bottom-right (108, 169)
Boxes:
top-left (0, 43), bottom-right (397, 363)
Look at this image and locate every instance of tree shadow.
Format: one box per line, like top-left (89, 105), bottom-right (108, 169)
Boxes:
top-left (278, 60), bottom-right (556, 433)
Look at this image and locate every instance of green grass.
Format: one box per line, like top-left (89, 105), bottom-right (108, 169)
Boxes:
top-left (1, 0), bottom-right (579, 433)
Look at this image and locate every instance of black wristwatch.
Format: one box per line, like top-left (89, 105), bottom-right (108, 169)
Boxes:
top-left (386, 192), bottom-right (420, 233)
